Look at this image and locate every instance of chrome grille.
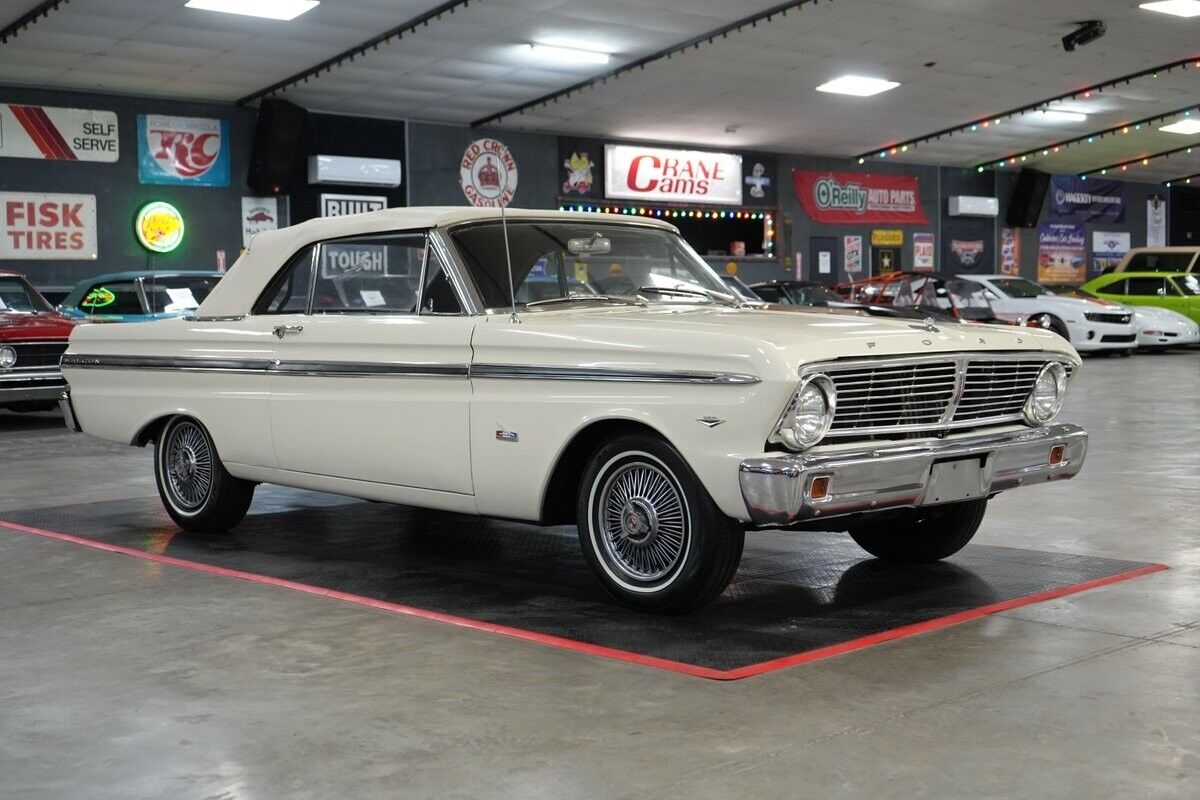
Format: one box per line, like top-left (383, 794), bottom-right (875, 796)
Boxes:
top-left (814, 355), bottom-right (1069, 439)
top-left (826, 361), bottom-right (957, 433)
top-left (6, 341), bottom-right (69, 370)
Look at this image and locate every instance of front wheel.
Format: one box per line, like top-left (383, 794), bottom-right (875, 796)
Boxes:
top-left (577, 434), bottom-right (744, 613)
top-left (848, 499), bottom-right (987, 562)
top-left (154, 416), bottom-right (255, 533)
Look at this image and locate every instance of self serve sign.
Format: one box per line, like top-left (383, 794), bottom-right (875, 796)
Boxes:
top-left (0, 193), bottom-right (98, 260)
top-left (0, 105), bottom-right (118, 162)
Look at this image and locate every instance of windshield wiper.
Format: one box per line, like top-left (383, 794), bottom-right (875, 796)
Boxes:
top-left (524, 293), bottom-right (644, 309)
top-left (637, 285), bottom-right (741, 307)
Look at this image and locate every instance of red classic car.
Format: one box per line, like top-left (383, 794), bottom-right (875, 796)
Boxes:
top-left (0, 270), bottom-right (76, 412)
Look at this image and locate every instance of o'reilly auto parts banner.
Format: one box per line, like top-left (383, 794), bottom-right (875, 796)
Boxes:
top-left (605, 144), bottom-right (743, 205)
top-left (793, 170), bottom-right (929, 224)
top-left (1050, 175), bottom-right (1125, 224)
top-left (0, 104), bottom-right (118, 162)
top-left (0, 192), bottom-right (98, 260)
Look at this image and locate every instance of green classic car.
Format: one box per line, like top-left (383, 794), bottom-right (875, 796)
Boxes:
top-left (1080, 271), bottom-right (1200, 325)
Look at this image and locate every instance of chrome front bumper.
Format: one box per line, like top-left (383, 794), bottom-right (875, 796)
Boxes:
top-left (739, 423), bottom-right (1088, 527)
top-left (0, 370), bottom-right (67, 405)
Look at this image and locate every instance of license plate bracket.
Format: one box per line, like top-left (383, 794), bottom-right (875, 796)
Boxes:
top-left (925, 456), bottom-right (987, 505)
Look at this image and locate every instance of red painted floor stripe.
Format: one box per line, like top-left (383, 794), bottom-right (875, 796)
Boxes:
top-left (0, 519), bottom-right (1168, 681)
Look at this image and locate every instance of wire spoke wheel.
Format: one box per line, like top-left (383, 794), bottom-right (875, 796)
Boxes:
top-left (596, 460), bottom-right (688, 583)
top-left (163, 420), bottom-right (214, 511)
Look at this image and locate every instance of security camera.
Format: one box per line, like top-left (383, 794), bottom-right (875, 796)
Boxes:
top-left (1062, 20), bottom-right (1106, 52)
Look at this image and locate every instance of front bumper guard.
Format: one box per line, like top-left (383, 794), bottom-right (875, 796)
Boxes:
top-left (739, 423), bottom-right (1088, 527)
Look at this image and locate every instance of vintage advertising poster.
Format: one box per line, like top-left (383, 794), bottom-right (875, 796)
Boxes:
top-left (0, 191), bottom-right (97, 260)
top-left (1147, 195), bottom-right (1167, 247)
top-left (605, 144), bottom-right (742, 205)
top-left (793, 171), bottom-right (929, 224)
top-left (1037, 223), bottom-right (1086, 283)
top-left (241, 197), bottom-right (279, 246)
top-left (461, 138), bottom-right (518, 207)
top-left (1092, 231), bottom-right (1131, 275)
top-left (912, 232), bottom-right (935, 271)
top-left (1050, 176), bottom-right (1125, 224)
top-left (319, 194), bottom-right (386, 217)
top-left (843, 235), bottom-right (863, 274)
top-left (999, 228), bottom-right (1021, 276)
top-left (0, 104), bottom-right (118, 162)
top-left (138, 114), bottom-right (230, 186)
top-left (943, 219), bottom-right (990, 272)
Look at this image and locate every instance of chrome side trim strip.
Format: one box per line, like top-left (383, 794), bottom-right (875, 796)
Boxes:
top-left (273, 361), bottom-right (468, 378)
top-left (470, 363), bottom-right (761, 384)
top-left (61, 354), bottom-right (274, 373)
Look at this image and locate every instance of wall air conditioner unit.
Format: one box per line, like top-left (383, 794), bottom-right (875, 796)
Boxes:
top-left (948, 196), bottom-right (999, 217)
top-left (307, 155), bottom-right (402, 187)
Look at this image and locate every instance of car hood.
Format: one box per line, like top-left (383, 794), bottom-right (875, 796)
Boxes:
top-left (0, 310), bottom-right (76, 341)
top-left (1132, 305), bottom-right (1197, 327)
top-left (1041, 294), bottom-right (1131, 313)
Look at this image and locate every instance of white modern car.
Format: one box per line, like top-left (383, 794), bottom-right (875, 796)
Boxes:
top-left (1046, 285), bottom-right (1200, 351)
top-left (959, 274), bottom-right (1137, 355)
top-left (60, 208), bottom-right (1089, 612)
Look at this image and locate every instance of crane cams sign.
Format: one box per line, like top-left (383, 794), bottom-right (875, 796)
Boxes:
top-left (460, 138), bottom-right (518, 207)
top-left (0, 192), bottom-right (97, 260)
top-left (793, 170), bottom-right (929, 224)
top-left (605, 144), bottom-right (743, 204)
top-left (0, 104), bottom-right (118, 162)
top-left (137, 114), bottom-right (230, 187)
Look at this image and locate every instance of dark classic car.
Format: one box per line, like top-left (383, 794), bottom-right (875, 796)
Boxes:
top-left (0, 270), bottom-right (76, 412)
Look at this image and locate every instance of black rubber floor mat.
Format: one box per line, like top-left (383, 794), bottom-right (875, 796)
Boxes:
top-left (0, 488), bottom-right (1164, 679)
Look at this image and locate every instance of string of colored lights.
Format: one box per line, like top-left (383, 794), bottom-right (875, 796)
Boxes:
top-left (974, 104), bottom-right (1200, 172)
top-left (558, 204), bottom-right (776, 255)
top-left (1163, 172), bottom-right (1200, 187)
top-left (855, 57), bottom-right (1200, 164)
top-left (1079, 143), bottom-right (1195, 180)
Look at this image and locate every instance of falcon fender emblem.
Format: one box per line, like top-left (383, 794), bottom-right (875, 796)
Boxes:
top-left (697, 416), bottom-right (725, 428)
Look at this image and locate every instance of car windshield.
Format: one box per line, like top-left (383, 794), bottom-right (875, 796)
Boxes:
top-left (0, 276), bottom-right (53, 312)
top-left (785, 283), bottom-right (843, 305)
top-left (1174, 274), bottom-right (1200, 296)
top-left (986, 277), bottom-right (1049, 298)
top-left (448, 221), bottom-right (735, 310)
top-left (141, 275), bottom-right (222, 314)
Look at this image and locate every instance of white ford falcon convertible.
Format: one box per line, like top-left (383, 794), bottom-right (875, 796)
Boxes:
top-left (61, 208), bottom-right (1088, 612)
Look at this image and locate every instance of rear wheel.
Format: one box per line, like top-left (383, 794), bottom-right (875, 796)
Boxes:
top-left (577, 434), bottom-right (744, 613)
top-left (154, 416), bottom-right (255, 533)
top-left (848, 499), bottom-right (987, 562)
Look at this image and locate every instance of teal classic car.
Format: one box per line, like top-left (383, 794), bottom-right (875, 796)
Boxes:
top-left (60, 271), bottom-right (223, 322)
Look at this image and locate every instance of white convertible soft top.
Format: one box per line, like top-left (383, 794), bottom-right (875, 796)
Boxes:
top-left (198, 207), bottom-right (679, 317)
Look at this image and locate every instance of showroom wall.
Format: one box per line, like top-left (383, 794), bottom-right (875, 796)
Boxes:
top-left (0, 85), bottom-right (256, 289)
top-left (288, 112), bottom-right (408, 222)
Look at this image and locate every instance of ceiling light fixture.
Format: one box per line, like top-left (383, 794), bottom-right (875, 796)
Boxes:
top-left (185, 0), bottom-right (320, 22)
top-left (1139, 1), bottom-right (1200, 17)
top-left (816, 75), bottom-right (900, 97)
top-left (1037, 109), bottom-right (1088, 123)
top-left (1160, 119), bottom-right (1200, 134)
top-left (528, 42), bottom-right (611, 65)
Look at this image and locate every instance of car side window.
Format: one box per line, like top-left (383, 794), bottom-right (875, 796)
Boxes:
top-left (1173, 275), bottom-right (1200, 296)
top-left (1101, 279), bottom-right (1126, 295)
top-left (1125, 277), bottom-right (1166, 297)
top-left (421, 244), bottom-right (463, 315)
top-left (754, 286), bottom-right (783, 303)
top-left (312, 234), bottom-right (425, 314)
top-left (80, 281), bottom-right (143, 315)
top-left (256, 247), bottom-right (316, 314)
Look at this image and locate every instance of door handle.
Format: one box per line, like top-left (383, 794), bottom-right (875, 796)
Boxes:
top-left (273, 324), bottom-right (304, 338)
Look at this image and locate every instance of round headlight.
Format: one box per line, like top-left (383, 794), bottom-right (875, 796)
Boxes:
top-left (1023, 362), bottom-right (1067, 425)
top-left (776, 374), bottom-right (836, 450)
top-left (0, 345), bottom-right (16, 370)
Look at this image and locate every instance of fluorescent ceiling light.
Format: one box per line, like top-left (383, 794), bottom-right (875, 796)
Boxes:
top-left (528, 42), bottom-right (610, 65)
top-left (1139, 1), bottom-right (1200, 17)
top-left (1037, 109), bottom-right (1087, 123)
top-left (1160, 118), bottom-right (1200, 134)
top-left (815, 75), bottom-right (900, 97)
top-left (185, 0), bottom-right (320, 21)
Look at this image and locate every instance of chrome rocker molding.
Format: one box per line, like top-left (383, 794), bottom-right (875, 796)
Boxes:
top-left (739, 422), bottom-right (1088, 527)
top-left (59, 389), bottom-right (82, 432)
top-left (61, 354), bottom-right (760, 385)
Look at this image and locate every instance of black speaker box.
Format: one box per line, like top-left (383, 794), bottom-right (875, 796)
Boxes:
top-left (1005, 168), bottom-right (1051, 228)
top-left (248, 99), bottom-right (307, 194)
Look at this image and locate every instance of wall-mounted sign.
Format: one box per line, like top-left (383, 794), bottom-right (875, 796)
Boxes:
top-left (135, 201), bottom-right (185, 253)
top-left (461, 138), bottom-right (518, 207)
top-left (241, 196), bottom-right (279, 246)
top-left (999, 228), bottom-right (1021, 276)
top-left (1092, 231), bottom-right (1130, 275)
top-left (913, 232), bottom-right (935, 271)
top-left (871, 229), bottom-right (903, 247)
top-left (1037, 222), bottom-right (1086, 283)
top-left (843, 235), bottom-right (863, 274)
top-left (320, 193), bottom-right (386, 217)
top-left (1050, 176), bottom-right (1125, 224)
top-left (0, 104), bottom-right (118, 162)
top-left (744, 161), bottom-right (771, 200)
top-left (793, 170), bottom-right (929, 224)
top-left (1147, 195), bottom-right (1167, 247)
top-left (605, 144), bottom-right (743, 205)
top-left (0, 192), bottom-right (97, 260)
top-left (138, 114), bottom-right (229, 187)
top-left (562, 150), bottom-right (596, 195)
